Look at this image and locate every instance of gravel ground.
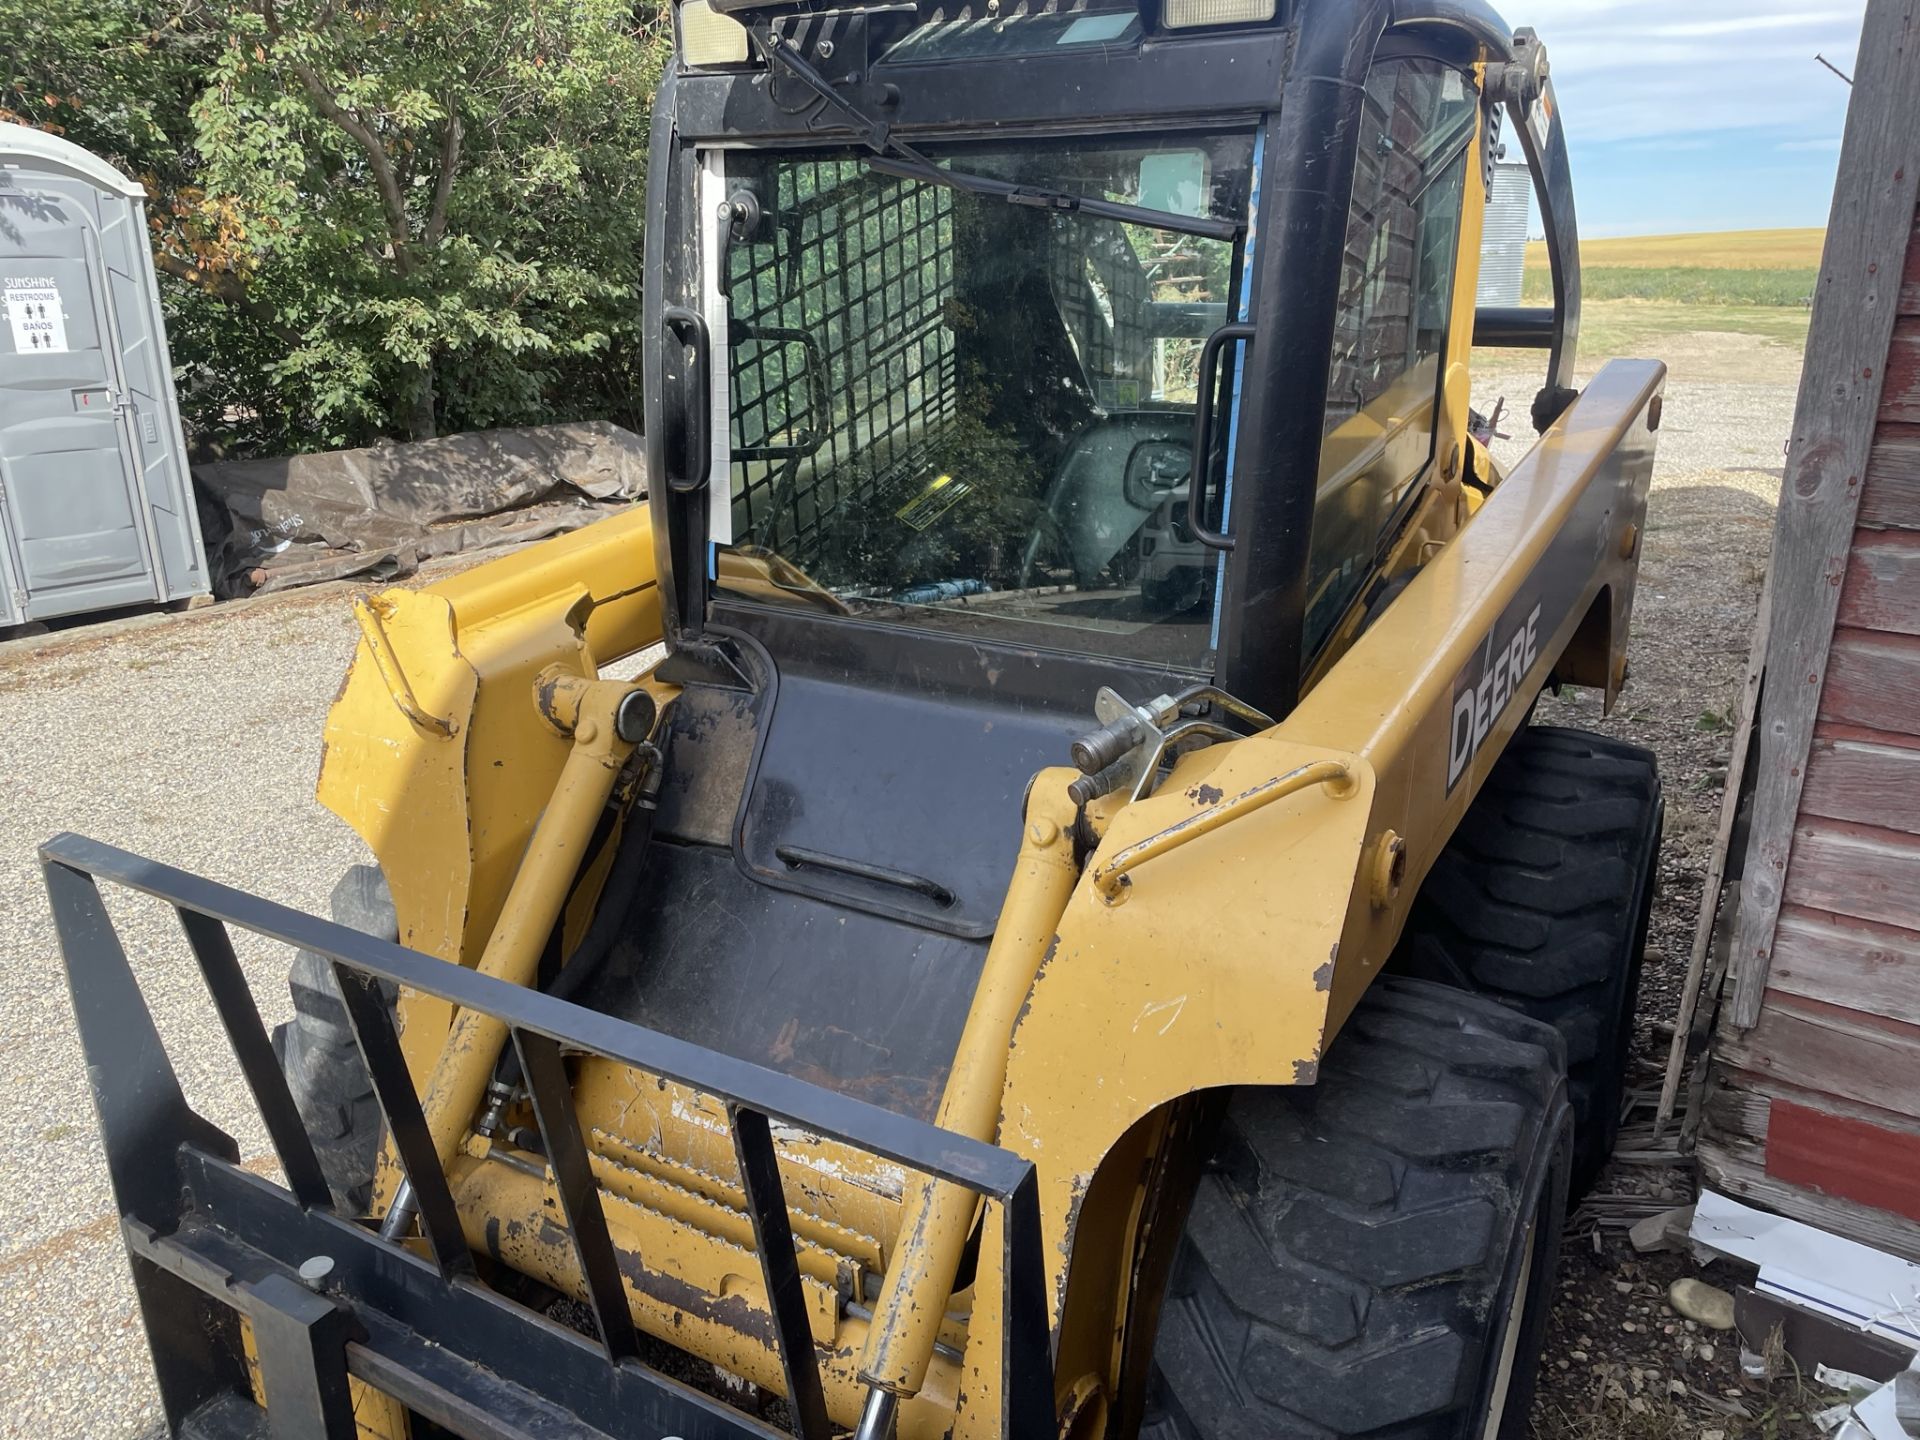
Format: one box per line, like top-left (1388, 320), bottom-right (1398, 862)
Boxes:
top-left (0, 590), bottom-right (372, 1440)
top-left (0, 328), bottom-right (1807, 1440)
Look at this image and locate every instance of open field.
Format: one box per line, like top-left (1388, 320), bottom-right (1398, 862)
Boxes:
top-left (1528, 269), bottom-right (1817, 307)
top-left (1527, 227), bottom-right (1826, 270)
top-left (1524, 226), bottom-right (1824, 317)
top-left (1505, 228), bottom-right (1820, 366)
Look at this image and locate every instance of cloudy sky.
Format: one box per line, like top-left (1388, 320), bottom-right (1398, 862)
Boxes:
top-left (1536, 0), bottom-right (1867, 235)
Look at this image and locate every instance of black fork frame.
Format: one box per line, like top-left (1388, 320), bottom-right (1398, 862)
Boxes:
top-left (41, 832), bottom-right (1054, 1440)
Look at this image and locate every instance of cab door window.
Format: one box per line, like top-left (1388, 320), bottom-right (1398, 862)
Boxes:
top-left (1305, 58), bottom-right (1477, 657)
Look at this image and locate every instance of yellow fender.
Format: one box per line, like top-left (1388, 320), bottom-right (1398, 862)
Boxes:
top-left (1000, 359), bottom-right (1664, 1347)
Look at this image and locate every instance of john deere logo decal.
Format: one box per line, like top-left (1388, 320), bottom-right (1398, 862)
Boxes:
top-left (1447, 602), bottom-right (1542, 793)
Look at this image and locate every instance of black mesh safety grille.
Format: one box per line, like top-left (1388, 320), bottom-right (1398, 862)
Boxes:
top-left (726, 160), bottom-right (958, 561)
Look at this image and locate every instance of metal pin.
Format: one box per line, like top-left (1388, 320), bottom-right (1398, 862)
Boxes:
top-left (378, 1180), bottom-right (419, 1242)
top-left (853, 1387), bottom-right (899, 1440)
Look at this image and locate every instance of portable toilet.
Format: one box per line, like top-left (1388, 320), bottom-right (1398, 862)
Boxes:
top-left (0, 123), bottom-right (207, 627)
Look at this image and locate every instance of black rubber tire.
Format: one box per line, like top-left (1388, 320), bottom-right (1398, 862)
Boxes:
top-left (1389, 725), bottom-right (1662, 1197)
top-left (270, 864), bottom-right (393, 1212)
top-left (1145, 979), bottom-right (1572, 1440)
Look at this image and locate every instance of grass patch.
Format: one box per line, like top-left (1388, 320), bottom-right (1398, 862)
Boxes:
top-left (1524, 266), bottom-right (1816, 307)
top-left (1474, 299), bottom-right (1811, 372)
top-left (1514, 228), bottom-right (1825, 320)
top-left (1578, 300), bottom-right (1811, 360)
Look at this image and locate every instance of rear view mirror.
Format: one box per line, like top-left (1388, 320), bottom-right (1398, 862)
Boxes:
top-left (1124, 439), bottom-right (1191, 509)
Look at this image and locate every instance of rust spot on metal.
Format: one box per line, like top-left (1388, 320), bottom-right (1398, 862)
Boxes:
top-left (1186, 782), bottom-right (1224, 806)
top-left (784, 1058), bottom-right (942, 1119)
top-left (610, 1246), bottom-right (784, 1347)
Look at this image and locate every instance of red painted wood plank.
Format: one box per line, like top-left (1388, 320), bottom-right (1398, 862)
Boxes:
top-left (1769, 908), bottom-right (1920, 1029)
top-left (1783, 819), bottom-right (1920, 932)
top-left (1863, 423), bottom-right (1920, 530)
top-left (1802, 736), bottom-right (1920, 835)
top-left (1710, 1056), bottom-right (1920, 1139)
top-left (1821, 626), bottom-right (1920, 734)
top-left (1722, 993), bottom-right (1920, 1119)
top-left (1814, 719), bottom-right (1920, 752)
top-left (1766, 987), bottom-right (1920, 1039)
top-left (1766, 1096), bottom-right (1920, 1225)
top-left (1887, 318), bottom-right (1920, 424)
top-left (1838, 528), bottom-right (1920, 635)
top-left (1903, 206), bottom-right (1920, 316)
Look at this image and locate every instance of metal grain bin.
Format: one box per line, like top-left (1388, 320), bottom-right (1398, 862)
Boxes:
top-left (1476, 156), bottom-right (1533, 308)
top-left (0, 123), bottom-right (207, 627)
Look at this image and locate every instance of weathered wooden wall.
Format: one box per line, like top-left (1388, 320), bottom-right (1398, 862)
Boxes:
top-left (1699, 0), bottom-right (1920, 1258)
top-left (1701, 202), bottom-right (1920, 1261)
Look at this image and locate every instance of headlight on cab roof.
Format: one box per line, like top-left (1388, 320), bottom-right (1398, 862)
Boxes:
top-left (680, 0), bottom-right (752, 66)
top-left (1161, 0), bottom-right (1276, 28)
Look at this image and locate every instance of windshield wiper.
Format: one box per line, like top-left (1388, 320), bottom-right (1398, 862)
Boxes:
top-left (864, 154), bottom-right (1239, 241)
top-left (751, 24), bottom-right (1241, 243)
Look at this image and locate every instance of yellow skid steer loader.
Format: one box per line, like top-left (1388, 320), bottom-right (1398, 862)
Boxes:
top-left (45, 2), bottom-right (1665, 1437)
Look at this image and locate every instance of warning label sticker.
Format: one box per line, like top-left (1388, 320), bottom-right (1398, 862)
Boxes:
top-left (6, 280), bottom-right (68, 355)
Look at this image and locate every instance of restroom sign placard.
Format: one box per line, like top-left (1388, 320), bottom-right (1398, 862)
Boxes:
top-left (6, 280), bottom-right (68, 355)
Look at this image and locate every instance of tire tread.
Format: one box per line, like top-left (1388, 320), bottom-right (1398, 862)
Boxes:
top-left (1391, 725), bottom-right (1662, 1194)
top-left (1148, 979), bottom-right (1569, 1439)
top-left (269, 864), bottom-right (392, 1213)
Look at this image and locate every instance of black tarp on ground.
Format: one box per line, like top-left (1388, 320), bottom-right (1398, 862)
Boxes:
top-left (193, 421), bottom-right (646, 596)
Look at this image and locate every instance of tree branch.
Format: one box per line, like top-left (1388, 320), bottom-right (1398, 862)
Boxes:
top-left (423, 103), bottom-right (462, 247)
top-left (153, 250), bottom-right (301, 344)
top-left (260, 0), bottom-right (414, 271)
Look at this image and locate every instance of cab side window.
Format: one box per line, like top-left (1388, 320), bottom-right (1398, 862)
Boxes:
top-left (1305, 58), bottom-right (1478, 658)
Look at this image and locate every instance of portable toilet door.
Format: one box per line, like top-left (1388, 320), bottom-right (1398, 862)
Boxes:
top-left (0, 123), bottom-right (207, 626)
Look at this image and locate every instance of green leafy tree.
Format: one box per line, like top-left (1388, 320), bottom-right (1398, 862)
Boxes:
top-left (2, 0), bottom-right (668, 454)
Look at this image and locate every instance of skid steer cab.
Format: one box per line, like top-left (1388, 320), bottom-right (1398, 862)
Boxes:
top-left (48, 2), bottom-right (1668, 1439)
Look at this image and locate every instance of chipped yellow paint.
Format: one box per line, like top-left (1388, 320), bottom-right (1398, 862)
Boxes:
top-left (573, 1074), bottom-right (906, 1241)
top-left (859, 773), bottom-right (1081, 1396)
top-left (316, 506), bottom-right (663, 1209)
top-left (451, 1153), bottom-right (962, 1433)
